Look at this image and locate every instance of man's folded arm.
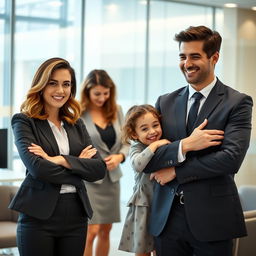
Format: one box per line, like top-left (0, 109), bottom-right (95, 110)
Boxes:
top-left (143, 140), bottom-right (181, 173)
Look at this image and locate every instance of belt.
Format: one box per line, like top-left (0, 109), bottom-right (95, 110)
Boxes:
top-left (175, 191), bottom-right (184, 205)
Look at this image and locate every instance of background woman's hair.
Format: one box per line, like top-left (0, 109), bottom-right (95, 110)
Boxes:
top-left (122, 104), bottom-right (161, 144)
top-left (80, 69), bottom-right (117, 123)
top-left (20, 57), bottom-right (81, 124)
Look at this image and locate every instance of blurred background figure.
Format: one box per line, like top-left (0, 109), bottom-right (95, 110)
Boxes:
top-left (80, 69), bottom-right (129, 256)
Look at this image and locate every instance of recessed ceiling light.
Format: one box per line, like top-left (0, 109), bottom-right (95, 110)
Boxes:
top-left (139, 0), bottom-right (147, 5)
top-left (252, 6), bottom-right (256, 11)
top-left (224, 3), bottom-right (237, 8)
top-left (106, 4), bottom-right (118, 12)
top-left (48, 1), bottom-right (63, 7)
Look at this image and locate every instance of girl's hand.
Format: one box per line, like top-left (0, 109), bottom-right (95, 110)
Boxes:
top-left (104, 154), bottom-right (123, 171)
top-left (28, 143), bottom-right (49, 159)
top-left (79, 145), bottom-right (97, 159)
top-left (150, 167), bottom-right (176, 185)
top-left (149, 139), bottom-right (171, 153)
top-left (182, 119), bottom-right (224, 153)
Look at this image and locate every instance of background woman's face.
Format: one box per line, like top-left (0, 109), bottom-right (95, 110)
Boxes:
top-left (89, 85), bottom-right (110, 108)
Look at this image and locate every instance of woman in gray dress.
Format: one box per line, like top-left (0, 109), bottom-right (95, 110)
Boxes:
top-left (80, 70), bottom-right (129, 256)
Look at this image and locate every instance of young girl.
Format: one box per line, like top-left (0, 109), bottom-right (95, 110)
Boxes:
top-left (118, 104), bottom-right (216, 256)
top-left (118, 104), bottom-right (170, 256)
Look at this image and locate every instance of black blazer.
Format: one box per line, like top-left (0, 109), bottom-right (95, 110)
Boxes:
top-left (144, 79), bottom-right (253, 241)
top-left (9, 113), bottom-right (106, 220)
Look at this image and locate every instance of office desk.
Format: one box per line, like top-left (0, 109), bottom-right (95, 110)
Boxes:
top-left (0, 169), bottom-right (24, 183)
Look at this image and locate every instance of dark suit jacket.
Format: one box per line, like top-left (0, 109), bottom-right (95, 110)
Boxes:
top-left (144, 79), bottom-right (253, 241)
top-left (9, 113), bottom-right (106, 220)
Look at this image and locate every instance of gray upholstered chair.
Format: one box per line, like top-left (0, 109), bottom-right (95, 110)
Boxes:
top-left (233, 210), bottom-right (256, 256)
top-left (238, 185), bottom-right (256, 211)
top-left (233, 185), bottom-right (256, 256)
top-left (0, 185), bottom-right (19, 249)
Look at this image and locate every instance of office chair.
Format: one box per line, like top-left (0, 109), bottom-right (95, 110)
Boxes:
top-left (238, 185), bottom-right (256, 211)
top-left (0, 185), bottom-right (19, 250)
top-left (233, 210), bottom-right (256, 256)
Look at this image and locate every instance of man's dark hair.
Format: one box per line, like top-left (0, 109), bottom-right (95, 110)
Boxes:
top-left (174, 26), bottom-right (222, 58)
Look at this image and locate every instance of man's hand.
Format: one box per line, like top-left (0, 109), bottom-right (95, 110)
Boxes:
top-left (182, 119), bottom-right (224, 153)
top-left (150, 167), bottom-right (176, 185)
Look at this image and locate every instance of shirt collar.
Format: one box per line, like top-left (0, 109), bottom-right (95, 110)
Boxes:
top-left (47, 120), bottom-right (64, 128)
top-left (188, 76), bottom-right (217, 100)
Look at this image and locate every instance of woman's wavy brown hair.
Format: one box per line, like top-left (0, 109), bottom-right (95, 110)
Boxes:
top-left (122, 104), bottom-right (161, 144)
top-left (20, 57), bottom-right (81, 124)
top-left (80, 69), bottom-right (117, 123)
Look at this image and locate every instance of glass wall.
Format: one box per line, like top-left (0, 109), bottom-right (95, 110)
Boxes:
top-left (147, 1), bottom-right (223, 104)
top-left (0, 0), bottom-right (224, 200)
top-left (83, 0), bottom-right (147, 110)
top-left (14, 0), bottom-right (83, 114)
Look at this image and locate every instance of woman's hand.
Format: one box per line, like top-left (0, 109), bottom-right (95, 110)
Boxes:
top-left (150, 167), bottom-right (176, 185)
top-left (79, 145), bottom-right (97, 159)
top-left (28, 143), bottom-right (71, 168)
top-left (182, 119), bottom-right (224, 153)
top-left (104, 154), bottom-right (123, 171)
top-left (28, 143), bottom-right (49, 159)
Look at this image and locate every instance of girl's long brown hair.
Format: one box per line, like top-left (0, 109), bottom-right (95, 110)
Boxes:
top-left (20, 57), bottom-right (81, 124)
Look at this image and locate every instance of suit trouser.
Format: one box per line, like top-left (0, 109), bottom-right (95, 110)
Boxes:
top-left (154, 195), bottom-right (233, 256)
top-left (17, 193), bottom-right (87, 256)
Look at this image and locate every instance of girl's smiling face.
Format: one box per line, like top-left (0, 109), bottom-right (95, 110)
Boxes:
top-left (133, 112), bottom-right (162, 145)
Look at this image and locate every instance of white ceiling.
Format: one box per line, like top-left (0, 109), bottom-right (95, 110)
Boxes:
top-left (174, 0), bottom-right (256, 10)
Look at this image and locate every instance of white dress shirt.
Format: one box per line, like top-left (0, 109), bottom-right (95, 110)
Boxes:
top-left (178, 76), bottom-right (217, 161)
top-left (48, 120), bottom-right (76, 194)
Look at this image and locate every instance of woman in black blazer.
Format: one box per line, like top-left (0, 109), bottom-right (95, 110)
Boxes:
top-left (9, 57), bottom-right (106, 256)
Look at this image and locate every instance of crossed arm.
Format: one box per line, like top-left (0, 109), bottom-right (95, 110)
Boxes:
top-left (144, 95), bottom-right (253, 185)
top-left (12, 114), bottom-right (106, 185)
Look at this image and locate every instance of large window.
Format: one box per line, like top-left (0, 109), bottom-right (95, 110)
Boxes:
top-left (0, 0), bottom-right (224, 199)
top-left (83, 0), bottom-right (147, 111)
top-left (14, 0), bottom-right (83, 114)
top-left (147, 1), bottom-right (223, 104)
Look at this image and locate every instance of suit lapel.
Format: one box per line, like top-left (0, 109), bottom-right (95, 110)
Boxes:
top-left (84, 112), bottom-right (110, 153)
top-left (111, 116), bottom-right (121, 151)
top-left (36, 119), bottom-right (60, 155)
top-left (195, 80), bottom-right (225, 127)
top-left (175, 86), bottom-right (189, 139)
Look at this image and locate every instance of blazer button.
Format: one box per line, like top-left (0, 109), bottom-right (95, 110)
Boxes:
top-left (171, 188), bottom-right (175, 194)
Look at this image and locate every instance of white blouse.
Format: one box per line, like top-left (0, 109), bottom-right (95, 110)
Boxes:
top-left (48, 120), bottom-right (76, 194)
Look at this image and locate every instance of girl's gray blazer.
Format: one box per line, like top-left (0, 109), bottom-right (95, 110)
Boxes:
top-left (81, 106), bottom-right (129, 184)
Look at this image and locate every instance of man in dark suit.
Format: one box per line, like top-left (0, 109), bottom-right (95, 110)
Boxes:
top-left (144, 26), bottom-right (253, 256)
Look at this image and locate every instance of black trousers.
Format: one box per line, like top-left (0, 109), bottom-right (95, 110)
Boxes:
top-left (154, 195), bottom-right (233, 256)
top-left (17, 193), bottom-right (87, 256)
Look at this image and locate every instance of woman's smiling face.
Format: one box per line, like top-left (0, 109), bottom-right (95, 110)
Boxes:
top-left (42, 68), bottom-right (72, 113)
